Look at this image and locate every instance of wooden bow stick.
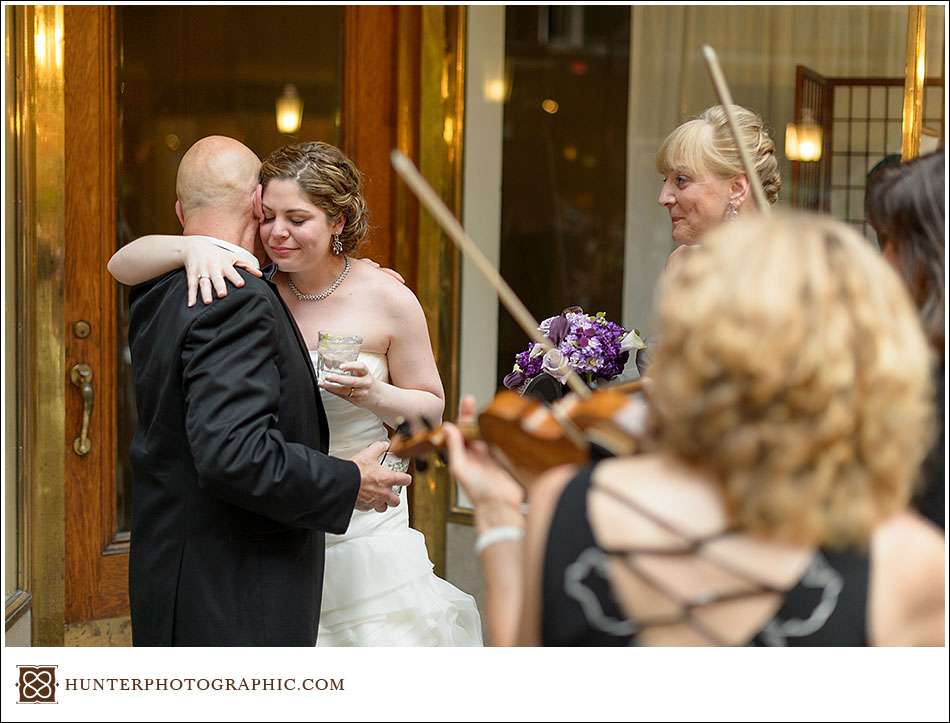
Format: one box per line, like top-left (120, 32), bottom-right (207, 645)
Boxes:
top-left (702, 45), bottom-right (772, 215)
top-left (391, 149), bottom-right (592, 399)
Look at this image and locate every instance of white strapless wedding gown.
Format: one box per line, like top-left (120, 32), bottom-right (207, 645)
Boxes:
top-left (310, 350), bottom-right (483, 646)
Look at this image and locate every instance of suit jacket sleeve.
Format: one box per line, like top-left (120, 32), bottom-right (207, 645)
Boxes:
top-left (180, 286), bottom-right (360, 533)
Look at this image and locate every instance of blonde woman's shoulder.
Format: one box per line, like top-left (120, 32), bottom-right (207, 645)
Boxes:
top-left (870, 511), bottom-right (945, 646)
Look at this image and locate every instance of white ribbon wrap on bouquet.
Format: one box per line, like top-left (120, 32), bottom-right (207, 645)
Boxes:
top-left (541, 348), bottom-right (572, 384)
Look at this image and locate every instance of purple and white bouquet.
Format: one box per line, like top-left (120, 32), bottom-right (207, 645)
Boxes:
top-left (503, 307), bottom-right (645, 391)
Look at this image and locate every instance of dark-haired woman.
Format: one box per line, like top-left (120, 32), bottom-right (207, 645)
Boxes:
top-left (867, 150), bottom-right (945, 531)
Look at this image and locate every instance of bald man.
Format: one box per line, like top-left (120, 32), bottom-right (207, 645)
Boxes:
top-left (126, 136), bottom-right (409, 646)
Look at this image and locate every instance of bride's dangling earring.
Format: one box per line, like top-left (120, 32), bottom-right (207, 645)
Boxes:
top-left (331, 233), bottom-right (344, 255)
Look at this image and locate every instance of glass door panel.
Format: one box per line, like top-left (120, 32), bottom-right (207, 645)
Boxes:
top-left (114, 6), bottom-right (343, 532)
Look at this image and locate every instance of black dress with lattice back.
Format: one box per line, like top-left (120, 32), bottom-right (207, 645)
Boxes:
top-left (541, 465), bottom-right (870, 646)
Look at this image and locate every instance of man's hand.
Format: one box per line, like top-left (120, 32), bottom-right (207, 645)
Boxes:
top-left (358, 257), bottom-right (406, 285)
top-left (350, 441), bottom-right (412, 513)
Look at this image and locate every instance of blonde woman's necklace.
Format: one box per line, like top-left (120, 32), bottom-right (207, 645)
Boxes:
top-left (288, 256), bottom-right (351, 302)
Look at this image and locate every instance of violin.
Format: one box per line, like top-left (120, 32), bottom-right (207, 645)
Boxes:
top-left (390, 379), bottom-right (652, 478)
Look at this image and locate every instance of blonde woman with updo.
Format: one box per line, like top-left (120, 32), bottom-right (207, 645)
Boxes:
top-left (657, 105), bottom-right (780, 267)
top-left (109, 141), bottom-right (483, 646)
top-left (444, 212), bottom-right (944, 646)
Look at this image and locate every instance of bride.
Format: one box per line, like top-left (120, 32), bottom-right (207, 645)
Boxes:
top-left (109, 140), bottom-right (483, 647)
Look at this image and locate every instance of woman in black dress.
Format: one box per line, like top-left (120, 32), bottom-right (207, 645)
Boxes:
top-left (445, 211), bottom-right (945, 646)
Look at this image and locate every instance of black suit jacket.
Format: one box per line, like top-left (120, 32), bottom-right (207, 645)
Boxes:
top-left (127, 265), bottom-right (360, 646)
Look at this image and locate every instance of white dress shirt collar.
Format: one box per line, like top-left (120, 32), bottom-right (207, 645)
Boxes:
top-left (202, 236), bottom-right (260, 270)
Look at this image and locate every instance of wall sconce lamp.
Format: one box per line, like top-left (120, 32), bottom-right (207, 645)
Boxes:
top-left (483, 78), bottom-right (507, 103)
top-left (276, 84), bottom-right (303, 135)
top-left (785, 109), bottom-right (822, 162)
top-left (483, 67), bottom-right (514, 104)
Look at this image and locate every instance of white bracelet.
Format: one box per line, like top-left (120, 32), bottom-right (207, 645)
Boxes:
top-left (474, 525), bottom-right (525, 554)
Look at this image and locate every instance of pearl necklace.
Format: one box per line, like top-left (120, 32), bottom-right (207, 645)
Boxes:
top-left (287, 256), bottom-right (351, 302)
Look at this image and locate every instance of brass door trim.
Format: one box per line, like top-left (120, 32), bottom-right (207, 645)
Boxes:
top-left (394, 6), bottom-right (421, 288)
top-left (901, 6), bottom-right (927, 160)
top-left (442, 7), bottom-right (475, 526)
top-left (14, 4), bottom-right (67, 646)
top-left (411, 5), bottom-right (469, 572)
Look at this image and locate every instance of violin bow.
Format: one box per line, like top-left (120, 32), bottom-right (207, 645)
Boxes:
top-left (701, 45), bottom-right (772, 216)
top-left (391, 150), bottom-right (592, 399)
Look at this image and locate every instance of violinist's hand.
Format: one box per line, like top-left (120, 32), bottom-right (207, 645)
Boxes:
top-left (443, 395), bottom-right (524, 523)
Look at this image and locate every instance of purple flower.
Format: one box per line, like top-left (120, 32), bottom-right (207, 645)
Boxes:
top-left (574, 326), bottom-right (597, 348)
top-left (546, 314), bottom-right (571, 346)
top-left (515, 348), bottom-right (542, 378)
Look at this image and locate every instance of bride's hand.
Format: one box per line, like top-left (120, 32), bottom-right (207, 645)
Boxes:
top-left (184, 236), bottom-right (263, 307)
top-left (320, 361), bottom-right (377, 406)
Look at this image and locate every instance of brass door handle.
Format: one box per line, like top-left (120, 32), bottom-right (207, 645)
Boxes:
top-left (70, 363), bottom-right (94, 456)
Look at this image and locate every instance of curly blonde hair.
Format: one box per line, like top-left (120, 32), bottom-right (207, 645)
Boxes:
top-left (656, 105), bottom-right (781, 206)
top-left (259, 141), bottom-right (369, 253)
top-left (650, 212), bottom-right (933, 548)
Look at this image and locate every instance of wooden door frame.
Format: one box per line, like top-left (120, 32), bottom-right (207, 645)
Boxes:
top-left (64, 5), bottom-right (127, 633)
top-left (342, 5), bottom-right (400, 275)
top-left (341, 6), bottom-right (465, 576)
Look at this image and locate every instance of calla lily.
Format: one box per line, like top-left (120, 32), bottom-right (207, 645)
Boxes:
top-left (546, 314), bottom-right (571, 346)
top-left (503, 369), bottom-right (525, 389)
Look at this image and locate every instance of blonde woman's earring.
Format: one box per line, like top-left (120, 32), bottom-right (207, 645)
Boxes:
top-left (725, 201), bottom-right (738, 221)
top-left (331, 233), bottom-right (344, 255)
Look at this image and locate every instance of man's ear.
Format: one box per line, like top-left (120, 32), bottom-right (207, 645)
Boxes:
top-left (731, 175), bottom-right (751, 208)
top-left (252, 184), bottom-right (263, 221)
top-left (175, 199), bottom-right (185, 228)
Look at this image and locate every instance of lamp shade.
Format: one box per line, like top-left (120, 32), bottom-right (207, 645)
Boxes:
top-left (785, 111), bottom-right (822, 162)
top-left (276, 84), bottom-right (303, 135)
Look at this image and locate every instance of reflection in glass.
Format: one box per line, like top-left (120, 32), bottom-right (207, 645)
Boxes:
top-left (495, 5), bottom-right (630, 388)
top-left (114, 6), bottom-right (343, 532)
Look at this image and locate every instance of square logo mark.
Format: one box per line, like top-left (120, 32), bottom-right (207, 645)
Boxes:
top-left (17, 666), bottom-right (57, 704)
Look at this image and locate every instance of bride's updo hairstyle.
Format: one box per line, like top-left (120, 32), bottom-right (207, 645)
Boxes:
top-left (260, 141), bottom-right (370, 254)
